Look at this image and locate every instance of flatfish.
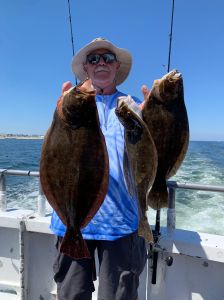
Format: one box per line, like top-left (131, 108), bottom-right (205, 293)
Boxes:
top-left (115, 96), bottom-right (157, 243)
top-left (40, 79), bottom-right (109, 259)
top-left (142, 70), bottom-right (189, 209)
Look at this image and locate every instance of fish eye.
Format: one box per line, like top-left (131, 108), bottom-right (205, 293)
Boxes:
top-left (75, 88), bottom-right (81, 94)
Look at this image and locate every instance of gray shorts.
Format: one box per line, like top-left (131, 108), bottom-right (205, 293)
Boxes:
top-left (53, 232), bottom-right (147, 300)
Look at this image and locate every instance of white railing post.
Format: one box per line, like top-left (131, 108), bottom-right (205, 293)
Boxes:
top-left (19, 220), bottom-right (26, 300)
top-left (0, 170), bottom-right (7, 212)
top-left (37, 180), bottom-right (46, 217)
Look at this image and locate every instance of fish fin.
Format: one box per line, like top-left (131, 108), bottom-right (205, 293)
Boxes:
top-left (123, 147), bottom-right (137, 198)
top-left (147, 179), bottom-right (168, 210)
top-left (138, 218), bottom-right (154, 243)
top-left (60, 229), bottom-right (91, 259)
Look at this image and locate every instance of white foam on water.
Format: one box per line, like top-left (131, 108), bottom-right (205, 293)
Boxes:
top-left (7, 177), bottom-right (40, 211)
top-left (147, 190), bottom-right (224, 236)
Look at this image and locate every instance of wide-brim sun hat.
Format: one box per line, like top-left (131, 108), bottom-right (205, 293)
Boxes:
top-left (72, 37), bottom-right (132, 86)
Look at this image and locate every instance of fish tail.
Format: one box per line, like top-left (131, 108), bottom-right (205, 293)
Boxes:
top-left (138, 218), bottom-right (154, 243)
top-left (60, 229), bottom-right (91, 259)
top-left (147, 180), bottom-right (168, 210)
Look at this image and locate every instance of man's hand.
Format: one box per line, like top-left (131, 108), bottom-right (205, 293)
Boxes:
top-left (61, 81), bottom-right (73, 95)
top-left (139, 85), bottom-right (151, 109)
top-left (57, 81), bottom-right (73, 110)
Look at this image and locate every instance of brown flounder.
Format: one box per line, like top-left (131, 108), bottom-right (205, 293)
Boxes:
top-left (40, 79), bottom-right (109, 259)
top-left (142, 70), bottom-right (189, 210)
top-left (115, 96), bottom-right (158, 243)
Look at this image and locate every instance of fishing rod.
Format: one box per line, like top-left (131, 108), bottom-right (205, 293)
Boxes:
top-left (167, 0), bottom-right (175, 72)
top-left (67, 0), bottom-right (78, 85)
top-left (151, 209), bottom-right (161, 284)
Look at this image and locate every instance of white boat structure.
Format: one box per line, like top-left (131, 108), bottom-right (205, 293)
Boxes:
top-left (0, 169), bottom-right (224, 300)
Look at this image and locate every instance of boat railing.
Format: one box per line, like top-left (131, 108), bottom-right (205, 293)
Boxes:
top-left (1, 168), bottom-right (224, 233)
top-left (166, 180), bottom-right (224, 234)
top-left (0, 168), bottom-right (45, 217)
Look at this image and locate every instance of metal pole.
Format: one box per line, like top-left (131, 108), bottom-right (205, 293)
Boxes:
top-left (37, 180), bottom-right (46, 217)
top-left (167, 187), bottom-right (176, 233)
top-left (168, 180), bottom-right (224, 192)
top-left (19, 220), bottom-right (26, 300)
top-left (0, 170), bottom-right (7, 211)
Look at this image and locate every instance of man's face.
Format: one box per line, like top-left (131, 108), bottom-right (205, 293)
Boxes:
top-left (83, 48), bottom-right (120, 90)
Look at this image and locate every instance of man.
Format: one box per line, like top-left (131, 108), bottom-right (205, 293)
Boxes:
top-left (51, 37), bottom-right (149, 300)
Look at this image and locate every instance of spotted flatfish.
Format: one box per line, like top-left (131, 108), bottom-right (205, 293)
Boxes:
top-left (115, 96), bottom-right (157, 243)
top-left (142, 70), bottom-right (189, 209)
top-left (40, 79), bottom-right (109, 259)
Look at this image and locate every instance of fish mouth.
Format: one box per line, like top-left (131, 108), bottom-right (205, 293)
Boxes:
top-left (117, 96), bottom-right (143, 119)
top-left (152, 69), bottom-right (183, 101)
top-left (117, 96), bottom-right (131, 109)
top-left (73, 79), bottom-right (96, 96)
top-left (153, 69), bottom-right (182, 86)
top-left (163, 69), bottom-right (182, 81)
top-left (116, 95), bottom-right (144, 133)
top-left (117, 95), bottom-right (138, 109)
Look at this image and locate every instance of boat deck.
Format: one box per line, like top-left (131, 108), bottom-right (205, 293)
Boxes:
top-left (1, 169), bottom-right (224, 299)
top-left (1, 209), bottom-right (224, 300)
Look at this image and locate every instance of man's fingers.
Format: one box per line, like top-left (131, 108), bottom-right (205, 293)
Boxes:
top-left (62, 81), bottom-right (72, 94)
top-left (141, 85), bottom-right (148, 95)
top-left (139, 85), bottom-right (151, 109)
top-left (139, 102), bottom-right (145, 109)
top-left (141, 85), bottom-right (150, 99)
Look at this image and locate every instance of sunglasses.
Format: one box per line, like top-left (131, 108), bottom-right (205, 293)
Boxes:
top-left (86, 53), bottom-right (117, 64)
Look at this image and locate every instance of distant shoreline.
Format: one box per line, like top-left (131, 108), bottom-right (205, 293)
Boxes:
top-left (0, 135), bottom-right (44, 140)
top-left (0, 135), bottom-right (222, 142)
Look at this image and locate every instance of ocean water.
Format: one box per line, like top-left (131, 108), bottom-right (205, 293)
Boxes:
top-left (148, 141), bottom-right (224, 235)
top-left (0, 139), bottom-right (43, 212)
top-left (0, 139), bottom-right (224, 235)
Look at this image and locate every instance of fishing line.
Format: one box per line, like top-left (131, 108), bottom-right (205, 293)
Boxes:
top-left (167, 0), bottom-right (175, 72)
top-left (67, 0), bottom-right (78, 85)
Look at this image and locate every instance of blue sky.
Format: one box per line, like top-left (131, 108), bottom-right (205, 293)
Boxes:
top-left (1, 0), bottom-right (224, 141)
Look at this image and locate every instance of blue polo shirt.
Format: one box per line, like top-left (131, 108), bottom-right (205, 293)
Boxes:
top-left (50, 90), bottom-right (142, 240)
